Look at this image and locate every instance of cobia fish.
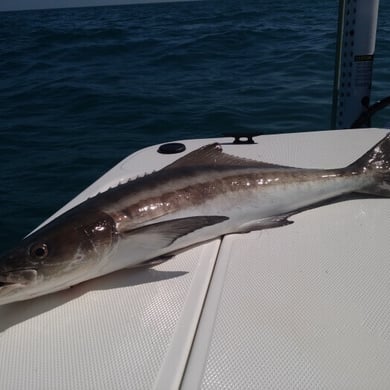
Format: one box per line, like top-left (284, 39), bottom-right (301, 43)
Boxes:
top-left (1, 134), bottom-right (390, 305)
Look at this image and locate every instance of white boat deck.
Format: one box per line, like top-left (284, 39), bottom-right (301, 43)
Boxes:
top-left (1, 128), bottom-right (390, 389)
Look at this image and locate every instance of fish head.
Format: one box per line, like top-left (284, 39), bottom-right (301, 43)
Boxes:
top-left (0, 209), bottom-right (118, 305)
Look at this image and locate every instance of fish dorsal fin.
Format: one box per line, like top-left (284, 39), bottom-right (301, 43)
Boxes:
top-left (163, 143), bottom-right (294, 170)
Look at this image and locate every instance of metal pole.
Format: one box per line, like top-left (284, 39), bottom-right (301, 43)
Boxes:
top-left (331, 0), bottom-right (380, 129)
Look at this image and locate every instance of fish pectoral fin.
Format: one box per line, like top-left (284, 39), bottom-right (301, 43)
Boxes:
top-left (121, 215), bottom-right (229, 249)
top-left (238, 214), bottom-right (294, 233)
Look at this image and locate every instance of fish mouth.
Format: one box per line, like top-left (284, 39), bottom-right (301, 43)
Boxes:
top-left (0, 269), bottom-right (38, 287)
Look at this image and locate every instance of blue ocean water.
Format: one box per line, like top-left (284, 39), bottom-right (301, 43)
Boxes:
top-left (0, 0), bottom-right (389, 252)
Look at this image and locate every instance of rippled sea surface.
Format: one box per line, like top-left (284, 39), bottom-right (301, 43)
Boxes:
top-left (0, 0), bottom-right (389, 251)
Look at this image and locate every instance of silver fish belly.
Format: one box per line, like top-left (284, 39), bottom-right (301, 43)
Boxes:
top-left (0, 134), bottom-right (389, 305)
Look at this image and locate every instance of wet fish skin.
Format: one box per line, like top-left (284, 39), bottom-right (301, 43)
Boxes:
top-left (0, 133), bottom-right (389, 305)
top-left (0, 209), bottom-right (117, 301)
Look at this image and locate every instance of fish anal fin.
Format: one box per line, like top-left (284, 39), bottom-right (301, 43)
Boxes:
top-left (238, 215), bottom-right (294, 233)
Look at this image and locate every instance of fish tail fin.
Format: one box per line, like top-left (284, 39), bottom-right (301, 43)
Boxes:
top-left (348, 133), bottom-right (390, 196)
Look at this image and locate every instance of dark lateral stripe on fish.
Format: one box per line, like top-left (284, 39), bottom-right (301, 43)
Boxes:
top-left (0, 133), bottom-right (389, 305)
top-left (108, 169), bottom-right (346, 230)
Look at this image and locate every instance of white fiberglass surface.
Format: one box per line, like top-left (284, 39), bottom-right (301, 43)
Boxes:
top-left (1, 128), bottom-right (389, 389)
top-left (0, 138), bottom-right (222, 390)
top-left (0, 240), bottom-right (221, 390)
top-left (183, 201), bottom-right (390, 389)
top-left (182, 128), bottom-right (390, 389)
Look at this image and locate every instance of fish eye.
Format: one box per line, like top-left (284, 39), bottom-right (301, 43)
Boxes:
top-left (30, 243), bottom-right (49, 259)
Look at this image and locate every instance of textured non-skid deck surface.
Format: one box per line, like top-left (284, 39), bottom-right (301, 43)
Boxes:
top-left (182, 128), bottom-right (390, 389)
top-left (0, 139), bottom-right (222, 390)
top-left (1, 128), bottom-right (390, 389)
top-left (0, 240), bottom-right (220, 390)
top-left (182, 202), bottom-right (390, 389)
